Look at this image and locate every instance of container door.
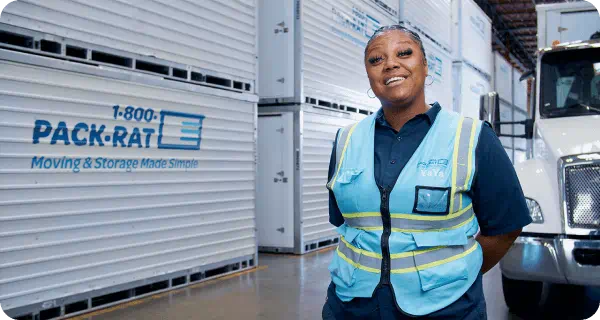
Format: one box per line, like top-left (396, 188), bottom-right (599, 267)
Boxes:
top-left (560, 10), bottom-right (600, 43)
top-left (258, 0), bottom-right (295, 100)
top-left (257, 113), bottom-right (295, 248)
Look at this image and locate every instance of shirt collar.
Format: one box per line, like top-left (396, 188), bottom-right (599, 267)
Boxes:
top-left (375, 102), bottom-right (442, 128)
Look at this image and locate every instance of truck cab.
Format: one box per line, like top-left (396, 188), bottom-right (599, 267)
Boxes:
top-left (481, 37), bottom-right (600, 319)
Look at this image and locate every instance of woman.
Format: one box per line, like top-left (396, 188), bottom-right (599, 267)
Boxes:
top-left (322, 25), bottom-right (532, 319)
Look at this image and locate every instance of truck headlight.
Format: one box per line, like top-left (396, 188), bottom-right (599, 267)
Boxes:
top-left (525, 198), bottom-right (544, 223)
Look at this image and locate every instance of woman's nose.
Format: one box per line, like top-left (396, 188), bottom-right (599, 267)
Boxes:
top-left (383, 58), bottom-right (401, 71)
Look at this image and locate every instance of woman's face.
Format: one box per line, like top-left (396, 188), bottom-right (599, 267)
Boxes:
top-left (364, 31), bottom-right (427, 107)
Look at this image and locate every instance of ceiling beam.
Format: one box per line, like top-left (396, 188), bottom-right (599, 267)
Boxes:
top-left (475, 0), bottom-right (536, 69)
top-left (489, 0), bottom-right (533, 4)
top-left (496, 8), bottom-right (536, 15)
top-left (498, 26), bottom-right (537, 32)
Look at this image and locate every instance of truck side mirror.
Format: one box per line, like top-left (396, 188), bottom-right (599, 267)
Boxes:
top-left (479, 91), bottom-right (534, 139)
top-left (479, 92), bottom-right (501, 136)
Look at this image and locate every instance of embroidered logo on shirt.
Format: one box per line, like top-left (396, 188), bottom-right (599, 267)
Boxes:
top-left (417, 159), bottom-right (449, 178)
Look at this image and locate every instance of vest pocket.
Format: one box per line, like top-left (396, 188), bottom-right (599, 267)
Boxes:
top-left (329, 248), bottom-right (361, 288)
top-left (413, 186), bottom-right (451, 214)
top-left (414, 250), bottom-right (469, 292)
top-left (336, 168), bottom-right (363, 184)
top-left (329, 227), bottom-right (364, 288)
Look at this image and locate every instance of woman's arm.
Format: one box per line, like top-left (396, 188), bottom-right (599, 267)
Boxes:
top-left (469, 124), bottom-right (532, 274)
top-left (476, 228), bottom-right (522, 274)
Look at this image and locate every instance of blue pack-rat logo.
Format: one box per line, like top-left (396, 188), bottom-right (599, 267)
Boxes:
top-left (157, 111), bottom-right (205, 150)
top-left (31, 106), bottom-right (205, 151)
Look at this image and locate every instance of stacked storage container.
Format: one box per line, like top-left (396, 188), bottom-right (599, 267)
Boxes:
top-left (451, 0), bottom-right (493, 119)
top-left (400, 0), bottom-right (454, 110)
top-left (256, 0), bottom-right (397, 254)
top-left (0, 1), bottom-right (258, 319)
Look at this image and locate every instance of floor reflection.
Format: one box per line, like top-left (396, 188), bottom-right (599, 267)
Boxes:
top-left (78, 248), bottom-right (520, 320)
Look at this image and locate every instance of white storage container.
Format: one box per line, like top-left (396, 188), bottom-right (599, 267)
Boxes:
top-left (400, 0), bottom-right (452, 52)
top-left (419, 30), bottom-right (454, 110)
top-left (0, 48), bottom-right (258, 318)
top-left (452, 0), bottom-right (493, 76)
top-left (258, 0), bottom-right (398, 112)
top-left (494, 52), bottom-right (513, 104)
top-left (537, 1), bottom-right (600, 49)
top-left (452, 61), bottom-right (491, 120)
top-left (257, 105), bottom-right (365, 254)
top-left (1, 0), bottom-right (258, 91)
top-left (513, 69), bottom-right (528, 112)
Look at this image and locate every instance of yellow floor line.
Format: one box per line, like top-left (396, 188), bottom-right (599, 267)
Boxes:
top-left (67, 265), bottom-right (268, 320)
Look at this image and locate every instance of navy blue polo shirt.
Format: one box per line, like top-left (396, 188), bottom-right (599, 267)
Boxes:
top-left (325, 103), bottom-right (532, 318)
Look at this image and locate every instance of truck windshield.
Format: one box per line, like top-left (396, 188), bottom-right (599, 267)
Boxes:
top-left (541, 47), bottom-right (600, 118)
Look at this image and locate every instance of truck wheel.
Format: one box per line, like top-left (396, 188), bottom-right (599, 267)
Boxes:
top-left (502, 275), bottom-right (543, 316)
top-left (541, 284), bottom-right (600, 320)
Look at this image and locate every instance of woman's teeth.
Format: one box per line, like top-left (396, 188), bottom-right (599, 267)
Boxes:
top-left (385, 77), bottom-right (406, 85)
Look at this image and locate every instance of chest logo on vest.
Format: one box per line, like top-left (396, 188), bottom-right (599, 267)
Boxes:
top-left (417, 159), bottom-right (449, 178)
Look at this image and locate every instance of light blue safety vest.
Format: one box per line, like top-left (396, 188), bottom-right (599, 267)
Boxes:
top-left (326, 108), bottom-right (484, 316)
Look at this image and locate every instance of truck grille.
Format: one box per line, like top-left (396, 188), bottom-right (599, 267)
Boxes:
top-left (565, 163), bottom-right (600, 229)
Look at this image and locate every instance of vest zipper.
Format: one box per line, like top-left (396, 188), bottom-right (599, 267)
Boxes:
top-left (379, 186), bottom-right (392, 285)
top-left (378, 186), bottom-right (418, 318)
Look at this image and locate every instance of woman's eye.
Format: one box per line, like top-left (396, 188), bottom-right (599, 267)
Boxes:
top-left (368, 56), bottom-right (383, 64)
top-left (397, 49), bottom-right (413, 57)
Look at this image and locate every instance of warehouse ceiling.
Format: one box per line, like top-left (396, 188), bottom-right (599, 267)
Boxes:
top-left (474, 0), bottom-right (587, 72)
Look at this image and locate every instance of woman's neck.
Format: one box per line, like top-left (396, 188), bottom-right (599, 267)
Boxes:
top-left (382, 99), bottom-right (430, 132)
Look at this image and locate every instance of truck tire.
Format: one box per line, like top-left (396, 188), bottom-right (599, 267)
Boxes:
top-left (540, 284), bottom-right (600, 320)
top-left (502, 275), bottom-right (543, 316)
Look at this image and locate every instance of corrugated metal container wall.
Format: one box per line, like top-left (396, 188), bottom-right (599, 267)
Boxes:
top-left (0, 57), bottom-right (257, 312)
top-left (418, 32), bottom-right (453, 111)
top-left (452, 62), bottom-right (490, 120)
top-left (401, 0), bottom-right (452, 52)
top-left (1, 0), bottom-right (258, 87)
top-left (513, 69), bottom-right (528, 112)
top-left (301, 109), bottom-right (358, 245)
top-left (259, 0), bottom-right (397, 112)
top-left (303, 0), bottom-right (398, 110)
top-left (494, 52), bottom-right (513, 104)
top-left (452, 0), bottom-right (493, 76)
top-left (256, 105), bottom-right (364, 254)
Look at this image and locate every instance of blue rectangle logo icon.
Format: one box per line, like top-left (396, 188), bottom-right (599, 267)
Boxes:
top-left (158, 110), bottom-right (205, 150)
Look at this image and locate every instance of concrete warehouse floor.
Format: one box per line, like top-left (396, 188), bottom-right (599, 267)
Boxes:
top-left (72, 248), bottom-right (523, 320)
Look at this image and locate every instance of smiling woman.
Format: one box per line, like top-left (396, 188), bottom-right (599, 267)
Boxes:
top-left (322, 24), bottom-right (532, 320)
top-left (364, 26), bottom-right (429, 116)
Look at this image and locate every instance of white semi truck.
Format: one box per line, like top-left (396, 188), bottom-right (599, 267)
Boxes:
top-left (481, 2), bottom-right (600, 319)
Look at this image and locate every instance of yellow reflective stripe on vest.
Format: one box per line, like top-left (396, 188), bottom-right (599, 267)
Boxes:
top-left (327, 123), bottom-right (359, 191)
top-left (450, 117), bottom-right (477, 214)
top-left (449, 117), bottom-right (464, 214)
top-left (356, 212), bottom-right (475, 233)
top-left (465, 119), bottom-right (477, 191)
top-left (342, 204), bottom-right (474, 231)
top-left (337, 237), bottom-right (479, 274)
top-left (336, 248), bottom-right (381, 273)
top-left (391, 240), bottom-right (479, 274)
top-left (340, 236), bottom-right (383, 259)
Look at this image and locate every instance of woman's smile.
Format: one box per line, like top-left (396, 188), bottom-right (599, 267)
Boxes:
top-left (384, 76), bottom-right (408, 86)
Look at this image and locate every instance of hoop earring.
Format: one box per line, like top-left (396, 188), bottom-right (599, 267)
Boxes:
top-left (425, 75), bottom-right (434, 86)
top-left (367, 88), bottom-right (376, 99)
